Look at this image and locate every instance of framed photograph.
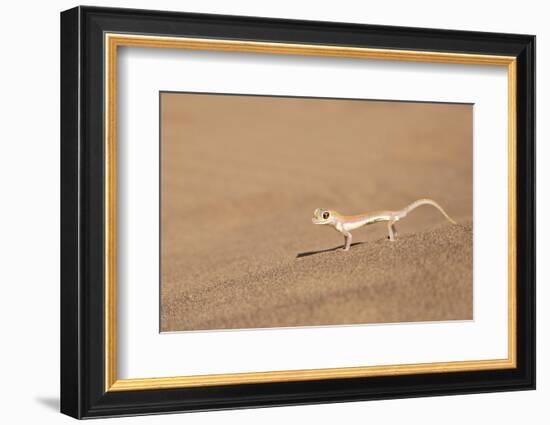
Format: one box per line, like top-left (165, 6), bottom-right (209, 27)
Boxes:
top-left (60, 6), bottom-right (535, 419)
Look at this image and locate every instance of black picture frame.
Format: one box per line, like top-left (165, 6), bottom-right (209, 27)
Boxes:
top-left (61, 5), bottom-right (535, 419)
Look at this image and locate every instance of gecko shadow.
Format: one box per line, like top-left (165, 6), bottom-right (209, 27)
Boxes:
top-left (296, 242), bottom-right (364, 258)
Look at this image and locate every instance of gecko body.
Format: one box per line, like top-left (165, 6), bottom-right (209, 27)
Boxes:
top-left (312, 199), bottom-right (456, 251)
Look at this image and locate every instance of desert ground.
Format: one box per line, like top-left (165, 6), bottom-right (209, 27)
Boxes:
top-left (160, 93), bottom-right (473, 332)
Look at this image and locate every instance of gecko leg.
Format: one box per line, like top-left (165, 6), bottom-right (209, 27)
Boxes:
top-left (387, 221), bottom-right (397, 241)
top-left (343, 232), bottom-right (352, 251)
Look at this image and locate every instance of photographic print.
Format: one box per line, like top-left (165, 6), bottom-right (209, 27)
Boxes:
top-left (61, 8), bottom-right (535, 417)
top-left (160, 92), bottom-right (473, 332)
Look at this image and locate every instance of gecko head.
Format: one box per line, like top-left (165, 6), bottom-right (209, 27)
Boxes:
top-left (312, 208), bottom-right (336, 225)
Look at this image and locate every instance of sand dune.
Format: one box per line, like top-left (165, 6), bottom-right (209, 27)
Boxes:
top-left (161, 222), bottom-right (472, 332)
top-left (160, 93), bottom-right (473, 332)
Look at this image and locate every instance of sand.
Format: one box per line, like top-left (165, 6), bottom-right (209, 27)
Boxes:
top-left (160, 93), bottom-right (473, 332)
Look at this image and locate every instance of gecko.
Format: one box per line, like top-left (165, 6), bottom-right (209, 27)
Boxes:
top-left (311, 199), bottom-right (456, 251)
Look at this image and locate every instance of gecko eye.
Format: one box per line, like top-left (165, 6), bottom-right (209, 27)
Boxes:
top-left (322, 212), bottom-right (330, 220)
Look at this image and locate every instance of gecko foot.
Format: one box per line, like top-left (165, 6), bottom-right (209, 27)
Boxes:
top-left (387, 222), bottom-right (397, 241)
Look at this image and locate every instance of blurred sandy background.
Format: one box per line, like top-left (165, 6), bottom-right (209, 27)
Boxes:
top-left (160, 93), bottom-right (473, 332)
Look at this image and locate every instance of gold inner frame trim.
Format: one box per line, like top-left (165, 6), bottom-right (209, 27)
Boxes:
top-left (104, 33), bottom-right (518, 392)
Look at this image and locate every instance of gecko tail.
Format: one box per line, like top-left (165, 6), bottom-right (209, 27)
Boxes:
top-left (402, 199), bottom-right (457, 225)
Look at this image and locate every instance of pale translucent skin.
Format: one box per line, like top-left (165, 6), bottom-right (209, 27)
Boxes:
top-left (312, 199), bottom-right (456, 251)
